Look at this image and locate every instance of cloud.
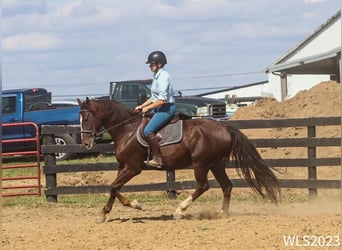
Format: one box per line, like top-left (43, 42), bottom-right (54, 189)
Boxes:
top-left (304, 0), bottom-right (326, 3)
top-left (3, 32), bottom-right (61, 52)
top-left (2, 0), bottom-right (45, 16)
top-left (56, 0), bottom-right (97, 17)
top-left (2, 0), bottom-right (341, 98)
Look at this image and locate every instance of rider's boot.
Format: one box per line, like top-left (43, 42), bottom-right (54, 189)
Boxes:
top-left (144, 133), bottom-right (163, 168)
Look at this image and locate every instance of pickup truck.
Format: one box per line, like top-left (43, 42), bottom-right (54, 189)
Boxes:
top-left (109, 80), bottom-right (227, 118)
top-left (2, 88), bottom-right (80, 160)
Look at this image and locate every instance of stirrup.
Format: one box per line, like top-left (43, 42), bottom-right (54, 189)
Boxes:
top-left (144, 155), bottom-right (163, 168)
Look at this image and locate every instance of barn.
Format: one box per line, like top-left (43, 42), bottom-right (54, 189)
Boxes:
top-left (200, 10), bottom-right (341, 102)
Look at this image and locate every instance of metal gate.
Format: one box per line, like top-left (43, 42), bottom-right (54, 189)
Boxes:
top-left (2, 122), bottom-right (41, 197)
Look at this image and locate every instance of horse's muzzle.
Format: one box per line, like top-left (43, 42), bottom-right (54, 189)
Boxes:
top-left (81, 130), bottom-right (97, 149)
top-left (82, 137), bottom-right (95, 150)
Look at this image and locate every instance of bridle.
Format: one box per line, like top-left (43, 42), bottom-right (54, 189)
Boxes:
top-left (79, 108), bottom-right (142, 138)
top-left (79, 109), bottom-right (103, 138)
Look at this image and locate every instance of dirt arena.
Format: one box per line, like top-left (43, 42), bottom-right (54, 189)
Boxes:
top-left (2, 192), bottom-right (341, 250)
top-left (2, 81), bottom-right (342, 249)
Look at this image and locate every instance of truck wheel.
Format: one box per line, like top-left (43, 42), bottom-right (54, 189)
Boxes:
top-left (54, 134), bottom-right (75, 161)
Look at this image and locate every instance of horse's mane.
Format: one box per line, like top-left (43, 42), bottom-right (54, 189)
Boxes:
top-left (95, 98), bottom-right (138, 121)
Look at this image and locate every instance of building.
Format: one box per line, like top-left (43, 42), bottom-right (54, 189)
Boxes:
top-left (266, 10), bottom-right (341, 101)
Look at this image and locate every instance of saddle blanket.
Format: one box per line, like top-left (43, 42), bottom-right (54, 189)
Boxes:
top-left (137, 120), bottom-right (183, 147)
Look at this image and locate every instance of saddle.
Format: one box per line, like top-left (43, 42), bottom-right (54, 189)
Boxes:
top-left (137, 113), bottom-right (189, 147)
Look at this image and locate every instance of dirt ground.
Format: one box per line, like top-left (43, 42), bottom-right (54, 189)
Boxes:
top-left (2, 81), bottom-right (342, 250)
top-left (2, 191), bottom-right (341, 250)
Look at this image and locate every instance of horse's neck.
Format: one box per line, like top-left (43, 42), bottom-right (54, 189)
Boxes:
top-left (104, 116), bottom-right (140, 143)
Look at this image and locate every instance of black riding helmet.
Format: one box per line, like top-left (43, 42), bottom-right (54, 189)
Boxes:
top-left (146, 51), bottom-right (167, 65)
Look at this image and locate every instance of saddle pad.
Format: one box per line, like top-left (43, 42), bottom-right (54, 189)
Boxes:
top-left (137, 120), bottom-right (183, 147)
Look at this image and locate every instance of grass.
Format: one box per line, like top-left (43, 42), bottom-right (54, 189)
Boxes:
top-left (2, 195), bottom-right (46, 207)
top-left (57, 152), bottom-right (117, 165)
top-left (2, 155), bottom-right (40, 178)
top-left (2, 153), bottom-right (117, 175)
top-left (3, 154), bottom-right (339, 208)
top-left (3, 187), bottom-right (327, 208)
top-left (2, 167), bottom-right (38, 178)
top-left (2, 153), bottom-right (115, 206)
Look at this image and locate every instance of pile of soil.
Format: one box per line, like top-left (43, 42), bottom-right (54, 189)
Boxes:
top-left (230, 81), bottom-right (341, 162)
top-left (232, 80), bottom-right (341, 120)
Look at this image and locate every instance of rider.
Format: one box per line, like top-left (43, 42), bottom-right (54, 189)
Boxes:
top-left (135, 51), bottom-right (176, 168)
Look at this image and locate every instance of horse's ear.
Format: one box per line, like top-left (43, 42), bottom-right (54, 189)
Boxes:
top-left (77, 98), bottom-right (82, 106)
top-left (86, 97), bottom-right (90, 104)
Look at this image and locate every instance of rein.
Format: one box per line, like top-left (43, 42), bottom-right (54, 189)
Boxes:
top-left (80, 108), bottom-right (142, 137)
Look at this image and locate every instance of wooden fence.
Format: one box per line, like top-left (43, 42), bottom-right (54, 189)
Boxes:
top-left (41, 117), bottom-right (341, 202)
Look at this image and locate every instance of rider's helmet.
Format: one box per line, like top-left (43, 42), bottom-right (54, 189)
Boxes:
top-left (146, 51), bottom-right (167, 65)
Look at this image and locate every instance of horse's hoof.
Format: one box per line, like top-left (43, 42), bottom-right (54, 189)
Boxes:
top-left (173, 210), bottom-right (185, 220)
top-left (131, 200), bottom-right (142, 210)
top-left (173, 213), bottom-right (184, 220)
top-left (95, 214), bottom-right (106, 224)
top-left (220, 210), bottom-right (229, 217)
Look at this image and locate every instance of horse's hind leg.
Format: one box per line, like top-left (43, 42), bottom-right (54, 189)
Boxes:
top-left (210, 163), bottom-right (233, 216)
top-left (174, 167), bottom-right (210, 219)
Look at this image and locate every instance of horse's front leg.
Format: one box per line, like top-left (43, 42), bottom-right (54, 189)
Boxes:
top-left (116, 191), bottom-right (142, 210)
top-left (96, 166), bottom-right (140, 223)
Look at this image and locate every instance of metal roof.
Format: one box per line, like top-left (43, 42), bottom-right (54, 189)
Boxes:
top-left (265, 10), bottom-right (341, 75)
top-left (265, 47), bottom-right (340, 74)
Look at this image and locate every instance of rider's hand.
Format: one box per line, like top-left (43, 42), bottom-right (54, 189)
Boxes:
top-left (134, 105), bottom-right (143, 113)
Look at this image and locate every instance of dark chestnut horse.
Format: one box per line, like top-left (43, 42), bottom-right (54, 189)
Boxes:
top-left (77, 97), bottom-right (280, 223)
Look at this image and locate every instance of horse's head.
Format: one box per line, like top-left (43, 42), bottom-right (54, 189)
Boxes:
top-left (77, 97), bottom-right (103, 150)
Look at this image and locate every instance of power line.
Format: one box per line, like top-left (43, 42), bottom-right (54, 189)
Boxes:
top-left (174, 71), bottom-right (263, 80)
top-left (7, 70), bottom-right (266, 99)
top-left (179, 86), bottom-right (231, 92)
top-left (6, 70), bottom-right (264, 88)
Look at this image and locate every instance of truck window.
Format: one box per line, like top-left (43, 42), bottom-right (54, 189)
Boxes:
top-left (2, 96), bottom-right (16, 114)
top-left (24, 89), bottom-right (50, 112)
top-left (121, 85), bottom-right (140, 99)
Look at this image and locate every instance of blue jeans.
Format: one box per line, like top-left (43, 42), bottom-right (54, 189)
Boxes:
top-left (144, 103), bottom-right (176, 137)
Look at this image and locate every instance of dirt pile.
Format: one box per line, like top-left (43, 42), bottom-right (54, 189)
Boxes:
top-left (230, 81), bottom-right (341, 160)
top-left (231, 81), bottom-right (341, 120)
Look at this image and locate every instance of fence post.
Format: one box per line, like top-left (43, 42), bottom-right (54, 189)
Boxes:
top-left (307, 125), bottom-right (317, 197)
top-left (166, 170), bottom-right (176, 199)
top-left (43, 134), bottom-right (58, 202)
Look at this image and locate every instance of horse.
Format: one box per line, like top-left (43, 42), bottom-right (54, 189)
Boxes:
top-left (77, 97), bottom-right (280, 223)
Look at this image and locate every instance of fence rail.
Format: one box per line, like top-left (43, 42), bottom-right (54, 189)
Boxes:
top-left (2, 122), bottom-right (42, 197)
top-left (41, 116), bottom-right (341, 202)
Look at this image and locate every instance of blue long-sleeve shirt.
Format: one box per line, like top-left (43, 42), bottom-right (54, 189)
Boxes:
top-left (150, 68), bottom-right (175, 103)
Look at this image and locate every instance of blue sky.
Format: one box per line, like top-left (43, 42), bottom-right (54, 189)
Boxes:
top-left (2, 0), bottom-right (341, 100)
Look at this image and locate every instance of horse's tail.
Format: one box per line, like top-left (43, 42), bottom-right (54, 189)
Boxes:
top-left (225, 124), bottom-right (280, 203)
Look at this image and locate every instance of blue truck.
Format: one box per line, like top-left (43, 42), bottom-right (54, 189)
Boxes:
top-left (2, 88), bottom-right (80, 160)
